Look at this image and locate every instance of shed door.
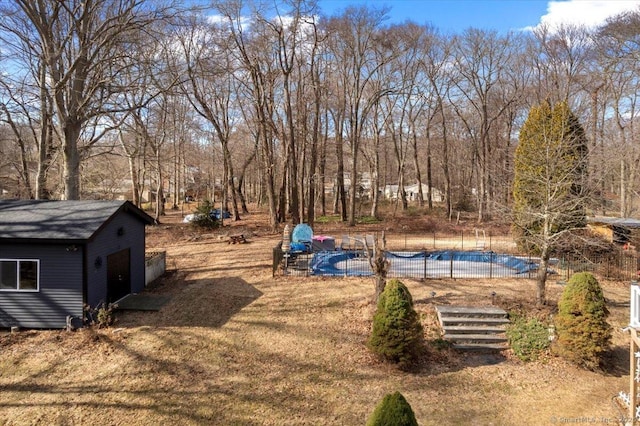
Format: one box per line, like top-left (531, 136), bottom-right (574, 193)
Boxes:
top-left (107, 249), bottom-right (131, 303)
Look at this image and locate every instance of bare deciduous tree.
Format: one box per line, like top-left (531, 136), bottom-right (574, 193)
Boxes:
top-left (7, 0), bottom-right (176, 199)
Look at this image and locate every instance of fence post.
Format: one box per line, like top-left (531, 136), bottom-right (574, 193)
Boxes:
top-left (529, 253), bottom-right (534, 279)
top-left (489, 251), bottom-right (493, 279)
top-left (344, 256), bottom-right (348, 277)
top-left (423, 251), bottom-right (427, 279)
top-left (450, 254), bottom-right (454, 278)
top-left (461, 231), bottom-right (464, 250)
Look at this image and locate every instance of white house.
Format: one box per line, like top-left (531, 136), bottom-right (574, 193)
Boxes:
top-left (382, 183), bottom-right (444, 203)
top-left (404, 183), bottom-right (444, 202)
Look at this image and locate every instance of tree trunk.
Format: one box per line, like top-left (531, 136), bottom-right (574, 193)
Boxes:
top-left (36, 118), bottom-right (52, 199)
top-left (335, 132), bottom-right (347, 221)
top-left (306, 93), bottom-right (321, 225)
top-left (370, 147), bottom-right (380, 219)
top-left (283, 76), bottom-right (300, 225)
top-left (262, 140), bottom-right (278, 231)
top-left (236, 136), bottom-right (257, 215)
top-left (62, 123), bottom-right (82, 200)
top-left (348, 137), bottom-right (359, 226)
top-left (440, 99), bottom-right (452, 218)
top-left (536, 244), bottom-right (550, 306)
top-left (278, 170), bottom-right (287, 223)
top-left (36, 63), bottom-right (52, 200)
top-left (221, 142), bottom-right (241, 221)
top-left (621, 159), bottom-right (626, 217)
top-left (154, 148), bottom-right (165, 223)
top-left (370, 232), bottom-right (388, 302)
top-left (128, 155), bottom-right (140, 207)
top-left (319, 117), bottom-right (328, 217)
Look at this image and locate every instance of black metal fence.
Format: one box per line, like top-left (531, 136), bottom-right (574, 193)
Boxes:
top-left (556, 251), bottom-right (639, 281)
top-left (310, 229), bottom-right (518, 253)
top-left (274, 244), bottom-right (639, 282)
top-left (279, 250), bottom-right (537, 279)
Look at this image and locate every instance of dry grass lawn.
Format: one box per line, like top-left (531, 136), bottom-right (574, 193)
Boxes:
top-left (0, 209), bottom-right (634, 425)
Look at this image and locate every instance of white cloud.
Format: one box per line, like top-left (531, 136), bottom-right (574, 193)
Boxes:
top-left (528, 0), bottom-right (640, 31)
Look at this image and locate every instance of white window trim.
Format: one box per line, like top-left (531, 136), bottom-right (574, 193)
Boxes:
top-left (0, 259), bottom-right (40, 292)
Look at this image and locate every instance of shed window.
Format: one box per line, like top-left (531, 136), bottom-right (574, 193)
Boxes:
top-left (0, 260), bottom-right (39, 291)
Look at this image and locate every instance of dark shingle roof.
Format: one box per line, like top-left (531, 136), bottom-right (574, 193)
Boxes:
top-left (0, 200), bottom-right (154, 242)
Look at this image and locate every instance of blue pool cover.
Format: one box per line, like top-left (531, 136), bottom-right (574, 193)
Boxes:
top-left (310, 251), bottom-right (372, 276)
top-left (310, 250), bottom-right (539, 276)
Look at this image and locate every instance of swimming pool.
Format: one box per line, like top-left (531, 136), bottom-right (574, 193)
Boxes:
top-left (309, 250), bottom-right (539, 279)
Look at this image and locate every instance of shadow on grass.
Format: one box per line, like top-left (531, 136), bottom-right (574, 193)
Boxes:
top-left (601, 345), bottom-right (629, 377)
top-left (116, 274), bottom-right (263, 328)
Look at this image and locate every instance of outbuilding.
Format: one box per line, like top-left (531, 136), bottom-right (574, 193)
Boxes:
top-left (588, 217), bottom-right (640, 246)
top-left (0, 200), bottom-right (154, 329)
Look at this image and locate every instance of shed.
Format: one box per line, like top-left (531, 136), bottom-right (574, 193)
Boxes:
top-left (588, 217), bottom-right (640, 245)
top-left (0, 200), bottom-right (154, 329)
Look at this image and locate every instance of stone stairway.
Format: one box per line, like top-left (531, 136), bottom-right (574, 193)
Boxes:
top-left (435, 305), bottom-right (510, 350)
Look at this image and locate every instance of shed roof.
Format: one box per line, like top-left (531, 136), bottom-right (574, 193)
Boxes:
top-left (588, 217), bottom-right (640, 229)
top-left (0, 200), bottom-right (154, 243)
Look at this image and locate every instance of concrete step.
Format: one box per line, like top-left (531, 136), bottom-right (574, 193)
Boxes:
top-left (452, 342), bottom-right (509, 351)
top-left (435, 305), bottom-right (510, 351)
top-left (437, 305), bottom-right (507, 316)
top-left (443, 325), bottom-right (507, 334)
top-left (440, 317), bottom-right (510, 325)
top-left (443, 334), bottom-right (508, 342)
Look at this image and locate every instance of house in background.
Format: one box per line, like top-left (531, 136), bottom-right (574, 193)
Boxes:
top-left (382, 183), bottom-right (444, 203)
top-left (0, 200), bottom-right (154, 329)
top-left (404, 183), bottom-right (444, 203)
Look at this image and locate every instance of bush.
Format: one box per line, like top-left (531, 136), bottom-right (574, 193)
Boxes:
top-left (189, 200), bottom-right (219, 229)
top-left (367, 279), bottom-right (423, 368)
top-left (506, 314), bottom-right (550, 362)
top-left (84, 302), bottom-right (117, 328)
top-left (366, 391), bottom-right (418, 426)
top-left (553, 272), bottom-right (611, 370)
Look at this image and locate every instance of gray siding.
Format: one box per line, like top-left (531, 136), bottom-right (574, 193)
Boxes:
top-left (86, 210), bottom-right (147, 307)
top-left (0, 243), bottom-right (83, 328)
top-left (0, 208), bottom-right (148, 329)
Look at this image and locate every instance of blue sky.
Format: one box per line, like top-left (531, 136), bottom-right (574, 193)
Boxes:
top-left (317, 0), bottom-right (640, 34)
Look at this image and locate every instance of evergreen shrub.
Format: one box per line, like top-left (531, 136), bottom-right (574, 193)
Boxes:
top-left (553, 272), bottom-right (611, 370)
top-left (189, 200), bottom-right (219, 229)
top-left (367, 279), bottom-right (423, 368)
top-left (366, 391), bottom-right (418, 426)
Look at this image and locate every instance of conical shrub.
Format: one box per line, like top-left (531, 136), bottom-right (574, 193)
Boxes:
top-left (367, 279), bottom-right (423, 367)
top-left (366, 391), bottom-right (418, 426)
top-left (553, 272), bottom-right (611, 370)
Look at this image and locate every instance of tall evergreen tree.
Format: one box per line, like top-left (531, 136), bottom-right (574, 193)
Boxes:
top-left (512, 100), bottom-right (589, 305)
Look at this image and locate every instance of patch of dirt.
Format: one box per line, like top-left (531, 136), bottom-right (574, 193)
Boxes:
top-left (0, 206), bottom-right (633, 425)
